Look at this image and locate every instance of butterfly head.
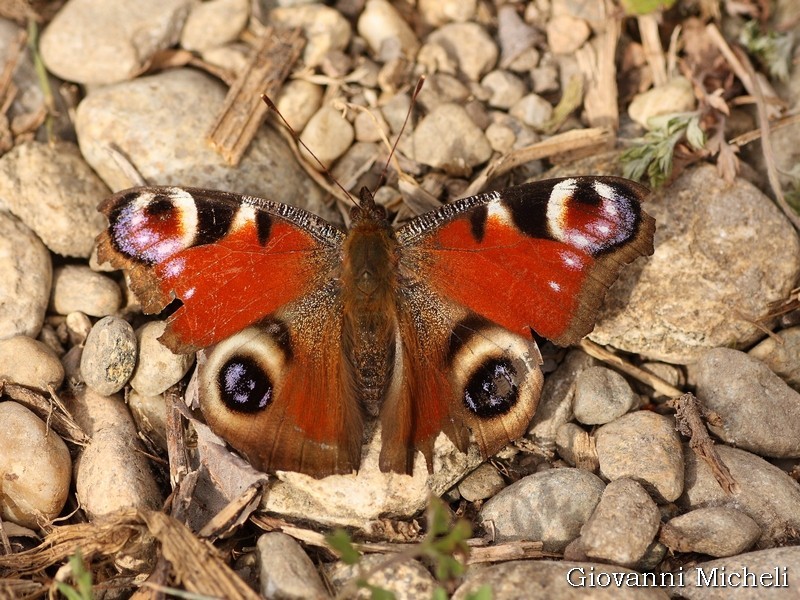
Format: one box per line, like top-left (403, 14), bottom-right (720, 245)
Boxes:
top-left (351, 186), bottom-right (388, 225)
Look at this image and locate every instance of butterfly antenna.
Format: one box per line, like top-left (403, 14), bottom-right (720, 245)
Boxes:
top-left (373, 76), bottom-right (425, 192)
top-left (261, 94), bottom-right (355, 204)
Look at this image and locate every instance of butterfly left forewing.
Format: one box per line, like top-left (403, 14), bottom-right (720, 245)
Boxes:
top-left (98, 186), bottom-right (346, 352)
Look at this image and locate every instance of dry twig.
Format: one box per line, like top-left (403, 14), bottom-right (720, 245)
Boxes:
top-left (667, 393), bottom-right (738, 494)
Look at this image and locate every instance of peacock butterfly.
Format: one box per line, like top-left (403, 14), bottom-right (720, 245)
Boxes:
top-left (97, 176), bottom-right (655, 477)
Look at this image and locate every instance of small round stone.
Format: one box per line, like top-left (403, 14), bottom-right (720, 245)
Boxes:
top-left (39, 0), bottom-right (190, 85)
top-left (0, 212), bottom-right (51, 339)
top-left (680, 444), bottom-right (800, 547)
top-left (0, 402), bottom-right (71, 528)
top-left (0, 141), bottom-right (110, 258)
top-left (629, 77), bottom-right (696, 129)
top-left (269, 4), bottom-right (351, 67)
top-left (299, 105), bottom-right (355, 170)
top-left (130, 321), bottom-right (195, 396)
top-left (257, 533), bottom-right (328, 599)
top-left (50, 265), bottom-right (122, 317)
top-left (180, 0), bottom-right (249, 52)
top-left (660, 507), bottom-right (761, 557)
top-left (404, 103), bottom-right (491, 171)
top-left (580, 478), bottom-right (661, 568)
top-left (419, 0), bottom-right (476, 26)
top-left (457, 463), bottom-right (506, 502)
top-left (70, 387), bottom-right (163, 520)
top-left (357, 0), bottom-right (420, 59)
top-left (510, 93), bottom-right (554, 130)
top-left (595, 411), bottom-right (684, 503)
top-left (573, 366), bottom-right (638, 425)
top-left (327, 553), bottom-right (437, 599)
top-left (546, 14), bottom-right (591, 54)
top-left (81, 316), bottom-right (138, 395)
top-left (0, 336), bottom-right (65, 392)
top-left (481, 70), bottom-right (526, 109)
top-left (275, 79), bottom-right (323, 132)
top-left (694, 347), bottom-right (800, 458)
top-left (428, 23), bottom-right (498, 81)
top-left (479, 468), bottom-right (605, 552)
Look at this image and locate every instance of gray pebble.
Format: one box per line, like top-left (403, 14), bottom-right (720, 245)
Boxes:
top-left (130, 321), bottom-right (194, 396)
top-left (580, 478), bottom-right (661, 568)
top-left (403, 103), bottom-right (491, 170)
top-left (326, 553), bottom-right (435, 600)
top-left (572, 366), bottom-right (637, 425)
top-left (749, 326), bottom-right (800, 389)
top-left (479, 468), bottom-right (605, 552)
top-left (669, 547), bottom-right (799, 598)
top-left (419, 0), bottom-right (477, 26)
top-left (457, 463), bottom-right (506, 502)
top-left (50, 265), bottom-right (122, 317)
top-left (69, 387), bottom-right (163, 520)
top-left (180, 0), bottom-right (249, 52)
top-left (0, 212), bottom-right (51, 339)
top-left (269, 4), bottom-right (351, 67)
top-left (661, 507), bottom-right (760, 557)
top-left (80, 316), bottom-right (137, 396)
top-left (0, 141), bottom-right (109, 257)
top-left (510, 93), bottom-right (554, 130)
top-left (694, 347), bottom-right (800, 457)
top-left (481, 70), bottom-right (526, 109)
top-left (40, 0), bottom-right (190, 85)
top-left (0, 335), bottom-right (65, 391)
top-left (299, 105), bottom-right (355, 169)
top-left (275, 79), bottom-right (323, 132)
top-left (428, 23), bottom-right (498, 81)
top-left (679, 444), bottom-right (800, 548)
top-left (0, 402), bottom-right (71, 529)
top-left (357, 0), bottom-right (420, 60)
top-left (595, 411), bottom-right (684, 503)
top-left (257, 532), bottom-right (328, 599)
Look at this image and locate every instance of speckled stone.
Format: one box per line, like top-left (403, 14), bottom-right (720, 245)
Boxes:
top-left (80, 316), bottom-right (137, 395)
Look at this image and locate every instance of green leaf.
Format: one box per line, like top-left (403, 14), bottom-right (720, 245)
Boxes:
top-left (327, 529), bottom-right (361, 565)
top-left (55, 551), bottom-right (94, 600)
top-left (620, 112), bottom-right (705, 188)
top-left (465, 584), bottom-right (494, 600)
top-left (739, 20), bottom-right (793, 82)
top-left (620, 0), bottom-right (677, 15)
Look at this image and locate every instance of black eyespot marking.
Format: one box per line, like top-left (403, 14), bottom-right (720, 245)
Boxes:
top-left (218, 356), bottom-right (273, 413)
top-left (256, 211), bottom-right (273, 246)
top-left (501, 184), bottom-right (551, 239)
top-left (469, 205), bottom-right (488, 242)
top-left (463, 358), bottom-right (519, 418)
top-left (195, 199), bottom-right (235, 246)
top-left (146, 195), bottom-right (175, 217)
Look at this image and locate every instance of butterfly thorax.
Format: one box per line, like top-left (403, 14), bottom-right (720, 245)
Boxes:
top-left (340, 190), bottom-right (400, 417)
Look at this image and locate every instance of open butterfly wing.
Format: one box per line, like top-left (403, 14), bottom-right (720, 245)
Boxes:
top-left (397, 177), bottom-right (655, 347)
